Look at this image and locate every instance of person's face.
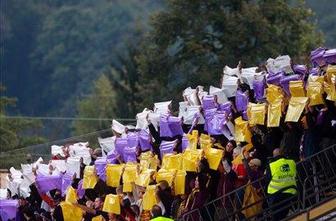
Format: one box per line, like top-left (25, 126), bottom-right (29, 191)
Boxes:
top-left (249, 163), bottom-right (258, 171)
top-left (226, 142), bottom-right (234, 152)
top-left (233, 150), bottom-right (239, 159)
top-left (108, 213), bottom-right (116, 220)
top-left (195, 177), bottom-right (199, 189)
top-left (94, 198), bottom-right (102, 209)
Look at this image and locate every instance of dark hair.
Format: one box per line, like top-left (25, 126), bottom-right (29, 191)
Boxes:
top-left (197, 173), bottom-right (208, 191)
top-left (228, 140), bottom-right (237, 149)
top-left (151, 205), bottom-right (162, 218)
top-left (122, 198), bottom-right (131, 208)
top-left (198, 158), bottom-right (210, 174)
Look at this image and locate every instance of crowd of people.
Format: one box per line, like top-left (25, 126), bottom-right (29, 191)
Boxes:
top-left (1, 47), bottom-right (336, 221)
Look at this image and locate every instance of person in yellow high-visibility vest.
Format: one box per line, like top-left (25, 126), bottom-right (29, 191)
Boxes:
top-left (266, 148), bottom-right (297, 221)
top-left (150, 205), bottom-right (174, 221)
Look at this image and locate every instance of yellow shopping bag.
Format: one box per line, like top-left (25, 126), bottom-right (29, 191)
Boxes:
top-left (162, 154), bottom-right (182, 170)
top-left (326, 65), bottom-right (336, 83)
top-left (248, 103), bottom-right (266, 126)
top-left (174, 170), bottom-right (187, 195)
top-left (106, 164), bottom-right (124, 187)
top-left (92, 215), bottom-right (104, 221)
top-left (139, 151), bottom-right (153, 160)
top-left (232, 154), bottom-right (243, 165)
top-left (60, 201), bottom-right (83, 221)
top-left (140, 153), bottom-right (159, 171)
top-left (135, 169), bottom-right (155, 187)
top-left (235, 117), bottom-right (252, 143)
top-left (156, 169), bottom-right (175, 186)
top-left (102, 194), bottom-right (121, 215)
top-left (122, 164), bottom-right (138, 192)
top-left (82, 166), bottom-right (98, 189)
top-left (307, 82), bottom-right (324, 106)
top-left (324, 78), bottom-right (336, 101)
top-left (186, 130), bottom-right (199, 150)
top-left (285, 97), bottom-right (308, 122)
top-left (182, 149), bottom-right (202, 172)
top-left (199, 133), bottom-right (212, 150)
top-left (243, 143), bottom-right (254, 152)
top-left (142, 185), bottom-right (157, 210)
top-left (65, 186), bottom-right (78, 204)
top-left (241, 181), bottom-right (263, 218)
top-left (266, 84), bottom-right (283, 103)
top-left (204, 148), bottom-right (224, 170)
top-left (267, 100), bottom-right (282, 127)
top-left (308, 75), bottom-right (325, 84)
top-left (289, 80), bottom-right (305, 97)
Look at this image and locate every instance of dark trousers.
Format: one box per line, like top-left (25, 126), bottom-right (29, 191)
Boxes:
top-left (268, 193), bottom-right (295, 221)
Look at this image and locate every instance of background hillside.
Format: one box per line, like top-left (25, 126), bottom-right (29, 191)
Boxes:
top-left (1, 0), bottom-right (334, 150)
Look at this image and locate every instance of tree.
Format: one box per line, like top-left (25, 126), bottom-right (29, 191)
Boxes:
top-left (136, 0), bottom-right (323, 108)
top-left (0, 85), bottom-right (46, 152)
top-left (306, 0), bottom-right (336, 47)
top-left (72, 75), bottom-right (117, 136)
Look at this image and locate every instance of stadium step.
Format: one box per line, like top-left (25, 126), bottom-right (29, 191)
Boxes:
top-left (289, 197), bottom-right (336, 221)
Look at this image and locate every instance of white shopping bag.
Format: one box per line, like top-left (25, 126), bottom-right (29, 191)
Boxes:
top-left (266, 55), bottom-right (293, 74)
top-left (222, 75), bottom-right (238, 98)
top-left (98, 136), bottom-right (116, 156)
top-left (66, 157), bottom-right (81, 178)
top-left (51, 160), bottom-right (67, 173)
top-left (154, 101), bottom-right (172, 114)
top-left (112, 119), bottom-right (126, 134)
top-left (51, 145), bottom-right (64, 156)
top-left (209, 85), bottom-right (228, 104)
top-left (136, 108), bottom-right (152, 129)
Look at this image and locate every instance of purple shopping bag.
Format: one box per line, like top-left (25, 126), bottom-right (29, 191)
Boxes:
top-left (127, 132), bottom-right (139, 148)
top-left (36, 174), bottom-right (62, 193)
top-left (160, 114), bottom-right (172, 137)
top-left (309, 67), bottom-right (319, 76)
top-left (77, 179), bottom-right (85, 199)
top-left (266, 71), bottom-right (283, 85)
top-left (202, 95), bottom-right (217, 110)
top-left (181, 135), bottom-right (189, 152)
top-left (123, 146), bottom-right (137, 162)
top-left (61, 173), bottom-right (73, 196)
top-left (242, 110), bottom-right (248, 121)
top-left (206, 111), bottom-right (227, 135)
top-left (107, 150), bottom-right (119, 164)
top-left (235, 90), bottom-right (249, 112)
top-left (293, 64), bottom-right (307, 76)
top-left (280, 74), bottom-right (301, 96)
top-left (115, 137), bottom-right (128, 158)
top-left (138, 130), bottom-right (152, 151)
top-left (95, 157), bottom-right (107, 181)
top-left (218, 102), bottom-right (232, 117)
top-left (310, 47), bottom-right (326, 67)
top-left (168, 116), bottom-right (184, 137)
top-left (160, 115), bottom-right (183, 137)
top-left (253, 78), bottom-right (265, 101)
top-left (159, 140), bottom-right (176, 157)
top-left (0, 200), bottom-right (18, 220)
top-left (323, 48), bottom-right (336, 64)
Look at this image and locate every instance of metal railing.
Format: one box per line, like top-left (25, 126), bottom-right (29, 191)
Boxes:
top-left (180, 144), bottom-right (336, 221)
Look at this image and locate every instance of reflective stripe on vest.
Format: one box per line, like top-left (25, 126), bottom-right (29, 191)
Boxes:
top-left (267, 158), bottom-right (297, 195)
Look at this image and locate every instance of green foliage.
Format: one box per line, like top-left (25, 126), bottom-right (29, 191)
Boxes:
top-left (136, 0), bottom-right (322, 108)
top-left (2, 0), bottom-right (163, 116)
top-left (0, 86), bottom-right (47, 152)
top-left (72, 44), bottom-right (142, 135)
top-left (306, 0), bottom-right (336, 47)
top-left (72, 74), bottom-right (116, 136)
